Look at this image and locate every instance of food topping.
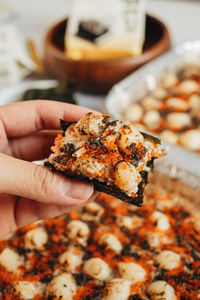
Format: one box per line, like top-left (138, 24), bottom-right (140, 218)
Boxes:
top-left (47, 113), bottom-right (164, 200)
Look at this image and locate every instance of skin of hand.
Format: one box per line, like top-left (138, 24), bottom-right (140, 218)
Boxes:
top-left (0, 100), bottom-right (98, 239)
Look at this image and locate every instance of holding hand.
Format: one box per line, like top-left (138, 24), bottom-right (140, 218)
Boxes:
top-left (0, 100), bottom-right (97, 239)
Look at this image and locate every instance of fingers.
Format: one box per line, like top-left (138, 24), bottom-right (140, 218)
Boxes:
top-left (0, 153), bottom-right (96, 207)
top-left (0, 100), bottom-right (97, 138)
top-left (14, 192), bottom-right (98, 229)
top-left (0, 192), bottom-right (98, 239)
top-left (0, 194), bottom-right (17, 239)
top-left (9, 130), bottom-right (59, 161)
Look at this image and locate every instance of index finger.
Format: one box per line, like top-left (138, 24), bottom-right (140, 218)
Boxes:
top-left (0, 100), bottom-right (96, 138)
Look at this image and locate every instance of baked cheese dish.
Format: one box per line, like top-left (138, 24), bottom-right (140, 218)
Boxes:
top-left (0, 176), bottom-right (199, 299)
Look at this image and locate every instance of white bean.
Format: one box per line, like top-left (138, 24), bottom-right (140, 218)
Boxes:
top-left (155, 250), bottom-right (181, 270)
top-left (123, 103), bottom-right (143, 122)
top-left (160, 130), bottom-right (178, 144)
top-left (102, 278), bottom-right (131, 300)
top-left (166, 97), bottom-right (188, 111)
top-left (85, 202), bottom-right (104, 215)
top-left (142, 96), bottom-right (161, 110)
top-left (67, 220), bottom-right (89, 246)
top-left (150, 211), bottom-right (170, 231)
top-left (24, 227), bottom-right (48, 249)
top-left (179, 129), bottom-right (200, 150)
top-left (179, 79), bottom-right (199, 94)
top-left (0, 248), bottom-right (24, 273)
top-left (189, 94), bottom-right (200, 109)
top-left (118, 124), bottom-right (144, 151)
top-left (143, 111), bottom-right (161, 129)
top-left (81, 202), bottom-right (104, 222)
top-left (167, 113), bottom-right (191, 130)
top-left (75, 113), bottom-right (108, 137)
top-left (46, 273), bottom-right (77, 300)
top-left (147, 232), bottom-right (171, 248)
top-left (114, 161), bottom-right (138, 194)
top-left (59, 251), bottom-right (82, 272)
top-left (117, 216), bottom-right (133, 229)
top-left (194, 219), bottom-right (200, 232)
top-left (117, 215), bottom-right (142, 229)
top-left (117, 262), bottom-right (146, 283)
top-left (83, 257), bottom-right (112, 281)
top-left (13, 282), bottom-right (39, 300)
top-left (162, 74), bottom-right (177, 88)
top-left (99, 233), bottom-right (122, 253)
top-left (153, 88), bottom-right (167, 99)
top-left (147, 280), bottom-right (177, 300)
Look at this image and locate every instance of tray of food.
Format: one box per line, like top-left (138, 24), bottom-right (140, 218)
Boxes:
top-left (0, 158), bottom-right (199, 299)
top-left (105, 40), bottom-right (200, 171)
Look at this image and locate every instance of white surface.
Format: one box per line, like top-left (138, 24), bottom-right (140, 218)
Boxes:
top-left (147, 0), bottom-right (200, 45)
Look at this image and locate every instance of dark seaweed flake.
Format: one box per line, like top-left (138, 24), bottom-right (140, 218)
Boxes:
top-left (53, 155), bottom-right (62, 163)
top-left (141, 132), bottom-right (161, 144)
top-left (27, 268), bottom-right (38, 276)
top-left (60, 143), bottom-right (75, 155)
top-left (47, 260), bottom-right (56, 269)
top-left (102, 116), bottom-right (110, 123)
top-left (60, 119), bottom-right (75, 131)
top-left (83, 250), bottom-right (93, 261)
top-left (14, 246), bottom-right (26, 256)
top-left (130, 252), bottom-right (141, 260)
top-left (88, 137), bottom-right (103, 148)
top-left (154, 269), bottom-right (167, 281)
top-left (109, 120), bottom-right (118, 126)
top-left (40, 274), bottom-right (53, 283)
top-left (140, 239), bottom-right (150, 250)
top-left (129, 295), bottom-right (145, 300)
top-left (73, 272), bottom-right (92, 285)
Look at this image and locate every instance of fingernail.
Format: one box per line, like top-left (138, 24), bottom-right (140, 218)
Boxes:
top-left (65, 179), bottom-right (94, 200)
top-left (85, 191), bottom-right (99, 204)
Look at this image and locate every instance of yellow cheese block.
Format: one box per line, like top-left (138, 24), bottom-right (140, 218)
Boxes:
top-left (65, 36), bottom-right (142, 60)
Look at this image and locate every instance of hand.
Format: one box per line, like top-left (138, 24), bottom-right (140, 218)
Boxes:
top-left (0, 100), bottom-right (98, 239)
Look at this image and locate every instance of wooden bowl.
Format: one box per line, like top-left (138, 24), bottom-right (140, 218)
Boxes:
top-left (45, 15), bottom-right (171, 94)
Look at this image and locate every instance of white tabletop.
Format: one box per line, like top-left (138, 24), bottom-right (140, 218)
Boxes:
top-left (1, 0), bottom-right (200, 110)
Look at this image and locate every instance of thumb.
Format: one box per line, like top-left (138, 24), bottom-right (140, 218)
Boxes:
top-left (0, 153), bottom-right (95, 207)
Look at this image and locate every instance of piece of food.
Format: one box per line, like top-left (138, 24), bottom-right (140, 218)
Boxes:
top-left (0, 178), bottom-right (199, 299)
top-left (45, 113), bottom-right (165, 206)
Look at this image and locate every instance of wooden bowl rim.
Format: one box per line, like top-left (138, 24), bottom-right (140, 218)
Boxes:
top-left (45, 14), bottom-right (170, 65)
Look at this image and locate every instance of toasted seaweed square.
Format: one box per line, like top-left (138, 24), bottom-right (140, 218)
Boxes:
top-left (44, 158), bottom-right (155, 207)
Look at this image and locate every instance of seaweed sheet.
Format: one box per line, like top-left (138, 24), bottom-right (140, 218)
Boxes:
top-left (44, 160), bottom-right (153, 206)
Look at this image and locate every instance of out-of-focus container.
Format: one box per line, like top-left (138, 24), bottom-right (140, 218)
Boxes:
top-left (44, 15), bottom-right (171, 94)
top-left (150, 160), bottom-right (200, 208)
top-left (105, 40), bottom-right (200, 175)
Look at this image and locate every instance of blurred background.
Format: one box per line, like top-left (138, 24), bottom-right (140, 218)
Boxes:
top-left (1, 0), bottom-right (200, 88)
top-left (0, 0), bottom-right (200, 162)
top-left (1, 0), bottom-right (200, 57)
